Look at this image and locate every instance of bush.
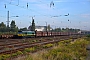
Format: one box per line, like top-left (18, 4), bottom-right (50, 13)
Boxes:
top-left (39, 38), bottom-right (89, 60)
top-left (86, 34), bottom-right (90, 37)
top-left (0, 54), bottom-right (11, 60)
top-left (24, 47), bottom-right (35, 52)
top-left (11, 53), bottom-right (18, 57)
top-left (16, 50), bottom-right (23, 55)
top-left (43, 44), bottom-right (53, 48)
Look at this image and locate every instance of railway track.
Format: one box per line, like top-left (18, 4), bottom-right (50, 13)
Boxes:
top-left (0, 35), bottom-right (83, 54)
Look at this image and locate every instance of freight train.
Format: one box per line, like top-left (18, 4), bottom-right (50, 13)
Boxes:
top-left (16, 30), bottom-right (80, 38)
top-left (0, 30), bottom-right (82, 39)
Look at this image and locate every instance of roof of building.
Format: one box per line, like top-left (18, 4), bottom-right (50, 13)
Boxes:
top-left (35, 26), bottom-right (46, 27)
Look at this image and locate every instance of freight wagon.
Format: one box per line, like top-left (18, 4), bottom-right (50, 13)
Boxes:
top-left (0, 34), bottom-right (13, 39)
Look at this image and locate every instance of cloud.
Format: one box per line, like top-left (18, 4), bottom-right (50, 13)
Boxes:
top-left (22, 0), bottom-right (40, 3)
top-left (80, 14), bottom-right (90, 18)
top-left (87, 0), bottom-right (90, 2)
top-left (54, 0), bottom-right (68, 3)
top-left (34, 3), bottom-right (50, 10)
top-left (82, 21), bottom-right (89, 24)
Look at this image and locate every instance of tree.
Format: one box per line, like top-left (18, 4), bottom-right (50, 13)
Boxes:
top-left (0, 22), bottom-right (7, 32)
top-left (0, 22), bottom-right (6, 28)
top-left (20, 27), bottom-right (27, 31)
top-left (47, 24), bottom-right (51, 31)
top-left (55, 28), bottom-right (61, 32)
top-left (10, 20), bottom-right (16, 28)
top-left (10, 20), bottom-right (18, 32)
top-left (31, 18), bottom-right (35, 31)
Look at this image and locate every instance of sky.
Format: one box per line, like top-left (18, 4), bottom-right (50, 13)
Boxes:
top-left (0, 0), bottom-right (90, 30)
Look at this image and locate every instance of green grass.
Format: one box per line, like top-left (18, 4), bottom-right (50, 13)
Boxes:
top-left (24, 37), bottom-right (90, 60)
top-left (0, 37), bottom-right (90, 60)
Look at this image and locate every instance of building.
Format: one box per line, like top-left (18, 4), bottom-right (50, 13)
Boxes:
top-left (28, 25), bottom-right (53, 31)
top-left (78, 30), bottom-right (90, 35)
top-left (28, 26), bottom-right (47, 31)
top-left (35, 26), bottom-right (47, 31)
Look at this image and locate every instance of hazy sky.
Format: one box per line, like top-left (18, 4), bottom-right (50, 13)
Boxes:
top-left (0, 0), bottom-right (90, 30)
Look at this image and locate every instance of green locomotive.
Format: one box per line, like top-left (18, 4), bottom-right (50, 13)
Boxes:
top-left (17, 31), bottom-right (35, 38)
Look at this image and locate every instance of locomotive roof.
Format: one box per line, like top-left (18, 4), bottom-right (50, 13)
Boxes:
top-left (22, 31), bottom-right (35, 32)
top-left (18, 31), bottom-right (35, 32)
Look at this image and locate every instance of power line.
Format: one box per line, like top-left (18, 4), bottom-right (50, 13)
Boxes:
top-left (0, 0), bottom-right (69, 17)
top-left (2, 0), bottom-right (89, 18)
top-left (3, 1), bottom-right (51, 17)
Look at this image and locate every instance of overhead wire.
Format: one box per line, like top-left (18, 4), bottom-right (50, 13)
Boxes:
top-left (10, 2), bottom-right (51, 17)
top-left (0, 2), bottom-right (79, 19)
top-left (1, 0), bottom-right (69, 18)
top-left (10, 0), bottom-right (54, 17)
top-left (0, 0), bottom-right (89, 29)
top-left (1, 0), bottom-right (90, 18)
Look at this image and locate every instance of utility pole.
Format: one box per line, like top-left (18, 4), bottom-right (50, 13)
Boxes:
top-left (45, 22), bottom-right (47, 31)
top-left (6, 11), bottom-right (19, 28)
top-left (7, 11), bottom-right (10, 28)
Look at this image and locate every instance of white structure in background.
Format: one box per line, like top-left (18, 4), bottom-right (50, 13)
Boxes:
top-left (35, 26), bottom-right (47, 31)
top-left (28, 26), bottom-right (47, 31)
top-left (28, 26), bottom-right (52, 31)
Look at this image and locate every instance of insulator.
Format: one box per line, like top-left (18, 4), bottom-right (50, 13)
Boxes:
top-left (27, 3), bottom-right (28, 9)
top-left (5, 4), bottom-right (6, 9)
top-left (68, 13), bottom-right (69, 15)
top-left (50, 1), bottom-right (54, 8)
top-left (53, 3), bottom-right (54, 7)
top-left (50, 4), bottom-right (51, 7)
top-left (18, 0), bottom-right (19, 5)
